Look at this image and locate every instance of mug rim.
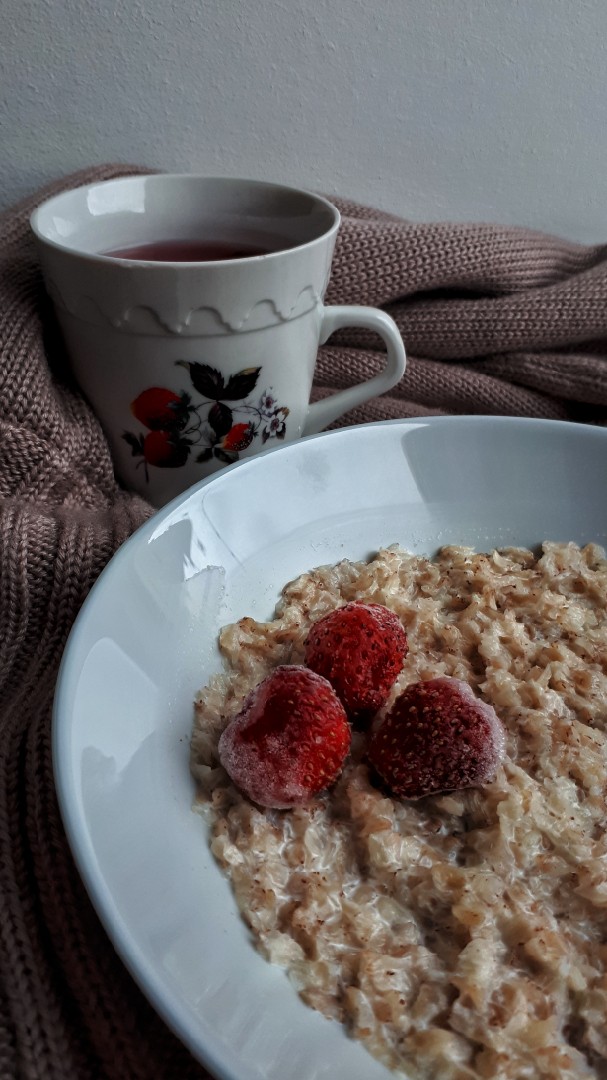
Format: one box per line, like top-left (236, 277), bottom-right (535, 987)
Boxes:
top-left (30, 174), bottom-right (341, 268)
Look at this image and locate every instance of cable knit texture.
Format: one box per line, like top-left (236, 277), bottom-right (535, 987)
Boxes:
top-left (1, 165), bottom-right (607, 1080)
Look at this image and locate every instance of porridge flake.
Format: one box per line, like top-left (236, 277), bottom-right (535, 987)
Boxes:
top-left (190, 542), bottom-right (607, 1080)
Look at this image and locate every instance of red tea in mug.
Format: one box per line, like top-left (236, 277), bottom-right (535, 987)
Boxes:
top-left (103, 238), bottom-right (290, 261)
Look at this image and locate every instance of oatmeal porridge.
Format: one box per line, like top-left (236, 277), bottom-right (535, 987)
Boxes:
top-left (190, 542), bottom-right (607, 1080)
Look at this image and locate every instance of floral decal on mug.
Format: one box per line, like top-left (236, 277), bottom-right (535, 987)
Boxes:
top-left (122, 361), bottom-right (290, 478)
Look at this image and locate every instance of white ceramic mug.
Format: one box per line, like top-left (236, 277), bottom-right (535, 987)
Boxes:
top-left (31, 175), bottom-right (407, 507)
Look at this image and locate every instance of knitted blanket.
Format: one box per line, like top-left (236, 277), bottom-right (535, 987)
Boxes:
top-left (1, 165), bottom-right (606, 1079)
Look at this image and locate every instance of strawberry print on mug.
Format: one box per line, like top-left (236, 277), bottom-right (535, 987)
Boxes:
top-left (122, 361), bottom-right (290, 480)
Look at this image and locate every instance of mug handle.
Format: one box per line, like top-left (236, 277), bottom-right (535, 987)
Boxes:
top-left (303, 306), bottom-right (407, 436)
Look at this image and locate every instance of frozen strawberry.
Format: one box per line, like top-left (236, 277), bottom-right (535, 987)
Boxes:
top-left (218, 665), bottom-right (351, 809)
top-left (367, 676), bottom-right (506, 799)
top-left (304, 602), bottom-right (408, 722)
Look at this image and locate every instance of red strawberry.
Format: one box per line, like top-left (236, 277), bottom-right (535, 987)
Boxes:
top-left (304, 602), bottom-right (408, 723)
top-left (131, 387), bottom-right (191, 431)
top-left (218, 665), bottom-right (351, 809)
top-left (219, 422), bottom-right (255, 452)
top-left (143, 430), bottom-right (190, 468)
top-left (367, 676), bottom-right (506, 800)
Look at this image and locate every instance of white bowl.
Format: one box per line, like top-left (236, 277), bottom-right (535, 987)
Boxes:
top-left (53, 416), bottom-right (607, 1080)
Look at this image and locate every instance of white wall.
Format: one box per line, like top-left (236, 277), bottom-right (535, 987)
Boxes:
top-left (2, 0), bottom-right (607, 241)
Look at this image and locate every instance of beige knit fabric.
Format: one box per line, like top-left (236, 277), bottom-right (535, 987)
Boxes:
top-left (1, 166), bottom-right (607, 1080)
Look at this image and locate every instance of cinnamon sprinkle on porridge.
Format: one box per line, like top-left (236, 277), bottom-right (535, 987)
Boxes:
top-left (190, 543), bottom-right (607, 1079)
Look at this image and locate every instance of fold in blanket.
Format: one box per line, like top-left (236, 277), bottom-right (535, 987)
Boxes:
top-left (317, 197), bottom-right (607, 426)
top-left (1, 165), bottom-right (606, 1079)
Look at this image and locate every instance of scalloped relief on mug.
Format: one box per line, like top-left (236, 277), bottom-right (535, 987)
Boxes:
top-left (45, 279), bottom-right (324, 335)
